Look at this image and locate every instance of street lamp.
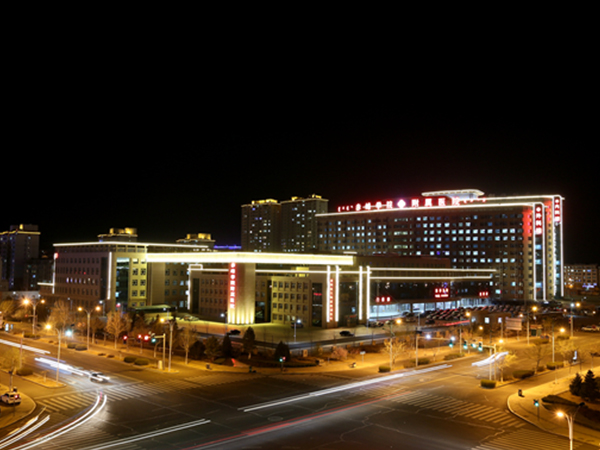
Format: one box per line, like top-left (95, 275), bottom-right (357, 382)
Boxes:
top-left (23, 298), bottom-right (44, 336)
top-left (160, 315), bottom-right (175, 372)
top-left (570, 302), bottom-right (580, 338)
top-left (557, 402), bottom-right (585, 450)
top-left (78, 305), bottom-right (101, 350)
top-left (45, 324), bottom-right (62, 382)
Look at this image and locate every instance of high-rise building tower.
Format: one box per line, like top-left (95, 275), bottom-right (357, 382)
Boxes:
top-left (241, 199), bottom-right (281, 252)
top-left (281, 195), bottom-right (328, 253)
top-left (0, 224), bottom-right (40, 291)
top-left (241, 195), bottom-right (329, 253)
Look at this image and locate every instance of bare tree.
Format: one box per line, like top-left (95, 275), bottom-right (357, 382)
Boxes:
top-left (178, 326), bottom-right (197, 364)
top-left (384, 336), bottom-right (410, 368)
top-left (524, 341), bottom-right (551, 373)
top-left (105, 311), bottom-right (129, 349)
top-left (1, 347), bottom-right (21, 391)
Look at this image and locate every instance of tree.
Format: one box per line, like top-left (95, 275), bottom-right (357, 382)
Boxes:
top-left (178, 326), bottom-right (197, 364)
top-left (189, 339), bottom-right (206, 361)
top-left (524, 340), bottom-right (551, 373)
top-left (496, 351), bottom-right (517, 382)
top-left (222, 334), bottom-right (233, 357)
top-left (105, 311), bottom-right (129, 349)
top-left (570, 373), bottom-right (583, 396)
top-left (274, 341), bottom-right (291, 362)
top-left (1, 347), bottom-right (21, 392)
top-left (204, 336), bottom-right (221, 361)
top-left (47, 299), bottom-right (72, 333)
top-left (242, 327), bottom-right (256, 358)
top-left (581, 370), bottom-right (599, 402)
top-left (384, 336), bottom-right (409, 368)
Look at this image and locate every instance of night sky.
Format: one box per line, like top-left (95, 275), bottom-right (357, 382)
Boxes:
top-left (4, 38), bottom-right (597, 264)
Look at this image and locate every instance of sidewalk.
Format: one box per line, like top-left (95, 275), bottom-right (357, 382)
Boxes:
top-left (507, 371), bottom-right (600, 448)
top-left (0, 383), bottom-right (37, 431)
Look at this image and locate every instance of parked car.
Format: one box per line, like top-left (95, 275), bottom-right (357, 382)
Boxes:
top-left (582, 325), bottom-right (600, 332)
top-left (1, 390), bottom-right (21, 405)
top-left (228, 329), bottom-right (241, 335)
top-left (340, 330), bottom-right (354, 337)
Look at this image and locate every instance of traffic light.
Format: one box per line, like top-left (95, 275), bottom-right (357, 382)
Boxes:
top-left (143, 335), bottom-right (150, 342)
top-left (279, 356), bottom-right (286, 363)
top-left (123, 335), bottom-right (128, 343)
top-left (533, 399), bottom-right (539, 407)
top-left (478, 342), bottom-right (483, 351)
top-left (449, 338), bottom-right (454, 348)
top-left (151, 334), bottom-right (157, 344)
top-left (463, 340), bottom-right (468, 350)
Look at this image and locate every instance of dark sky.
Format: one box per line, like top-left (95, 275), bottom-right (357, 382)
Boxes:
top-left (4, 33), bottom-right (597, 264)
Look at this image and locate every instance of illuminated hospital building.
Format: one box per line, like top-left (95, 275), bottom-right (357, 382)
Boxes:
top-left (316, 189), bottom-right (564, 302)
top-left (41, 189), bottom-right (564, 328)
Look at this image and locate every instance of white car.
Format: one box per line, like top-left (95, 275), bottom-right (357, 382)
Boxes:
top-left (1, 391), bottom-right (22, 405)
top-left (582, 325), bottom-right (600, 332)
top-left (89, 372), bottom-right (110, 382)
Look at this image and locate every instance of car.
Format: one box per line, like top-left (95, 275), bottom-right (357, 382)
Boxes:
top-left (582, 325), bottom-right (600, 332)
top-left (89, 372), bottom-right (110, 382)
top-left (228, 329), bottom-right (241, 335)
top-left (340, 330), bottom-right (353, 337)
top-left (290, 322), bottom-right (304, 328)
top-left (1, 390), bottom-right (21, 405)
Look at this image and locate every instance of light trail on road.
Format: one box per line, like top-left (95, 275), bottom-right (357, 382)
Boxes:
top-left (0, 338), bottom-right (50, 355)
top-left (240, 363), bottom-right (452, 412)
top-left (8, 392), bottom-right (107, 450)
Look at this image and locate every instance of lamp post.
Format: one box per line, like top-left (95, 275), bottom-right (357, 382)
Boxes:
top-left (557, 402), bottom-right (585, 450)
top-left (45, 324), bottom-right (62, 382)
top-left (23, 298), bottom-right (44, 336)
top-left (78, 305), bottom-right (100, 350)
top-left (570, 302), bottom-right (580, 338)
top-left (161, 315), bottom-right (175, 372)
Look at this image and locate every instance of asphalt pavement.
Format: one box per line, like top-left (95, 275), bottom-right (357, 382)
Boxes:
top-left (2, 321), bottom-right (600, 449)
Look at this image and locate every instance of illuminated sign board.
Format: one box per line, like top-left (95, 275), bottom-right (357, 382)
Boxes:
top-left (337, 196), bottom-right (487, 212)
top-left (534, 206), bottom-right (544, 235)
top-left (328, 278), bottom-right (335, 322)
top-left (229, 262), bottom-right (237, 310)
top-left (434, 288), bottom-right (449, 299)
top-left (554, 197), bottom-right (562, 224)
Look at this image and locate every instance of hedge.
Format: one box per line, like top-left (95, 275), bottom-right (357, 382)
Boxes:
top-left (481, 379), bottom-right (497, 389)
top-left (134, 358), bottom-right (149, 366)
top-left (124, 356), bottom-right (137, 363)
top-left (513, 370), bottom-right (534, 379)
top-left (379, 365), bottom-right (391, 373)
top-left (546, 362), bottom-right (565, 371)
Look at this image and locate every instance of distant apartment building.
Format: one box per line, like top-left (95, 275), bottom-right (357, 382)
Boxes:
top-left (564, 264), bottom-right (599, 296)
top-left (241, 195), bottom-right (328, 253)
top-left (1, 224), bottom-right (40, 291)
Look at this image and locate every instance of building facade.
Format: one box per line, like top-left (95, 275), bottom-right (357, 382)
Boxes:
top-left (241, 195), bottom-right (328, 253)
top-left (149, 252), bottom-right (494, 328)
top-left (43, 229), bottom-right (213, 313)
top-left (1, 224), bottom-right (40, 291)
top-left (316, 189), bottom-right (564, 302)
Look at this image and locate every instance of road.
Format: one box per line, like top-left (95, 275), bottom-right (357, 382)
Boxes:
top-left (2, 326), bottom-right (599, 449)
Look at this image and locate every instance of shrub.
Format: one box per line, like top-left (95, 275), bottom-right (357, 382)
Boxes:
top-left (513, 370), bottom-right (534, 379)
top-left (16, 367), bottom-right (33, 376)
top-left (444, 353), bottom-right (464, 361)
top-left (67, 343), bottom-right (77, 349)
top-left (106, 354), bottom-right (115, 358)
top-left (124, 356), bottom-right (136, 363)
top-left (481, 379), bottom-right (497, 389)
top-left (546, 361), bottom-right (564, 371)
top-left (75, 344), bottom-right (87, 351)
top-left (134, 358), bottom-right (149, 366)
top-left (404, 358), bottom-right (431, 368)
top-left (379, 365), bottom-right (391, 373)
top-left (331, 346), bottom-right (348, 361)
